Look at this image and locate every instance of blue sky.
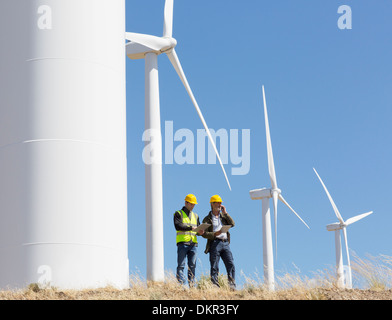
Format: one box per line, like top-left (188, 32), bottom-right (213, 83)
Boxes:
top-left (124, 0), bottom-right (392, 287)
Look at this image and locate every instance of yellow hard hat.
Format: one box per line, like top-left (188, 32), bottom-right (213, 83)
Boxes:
top-left (185, 194), bottom-right (198, 204)
top-left (210, 195), bottom-right (223, 203)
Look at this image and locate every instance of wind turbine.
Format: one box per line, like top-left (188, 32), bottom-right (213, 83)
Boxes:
top-left (249, 86), bottom-right (310, 291)
top-left (126, 0), bottom-right (231, 282)
top-left (0, 1), bottom-right (129, 289)
top-left (313, 168), bottom-right (373, 289)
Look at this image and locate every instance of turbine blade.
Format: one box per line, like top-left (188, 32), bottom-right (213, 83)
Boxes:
top-left (278, 194), bottom-right (310, 229)
top-left (262, 86), bottom-right (277, 190)
top-left (342, 227), bottom-right (351, 268)
top-left (166, 49), bottom-right (231, 190)
top-left (272, 191), bottom-right (278, 259)
top-left (345, 211), bottom-right (373, 226)
top-left (313, 168), bottom-right (345, 224)
top-left (125, 32), bottom-right (164, 51)
top-left (163, 0), bottom-right (174, 38)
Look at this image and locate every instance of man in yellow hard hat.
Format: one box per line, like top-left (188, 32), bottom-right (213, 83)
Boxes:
top-left (173, 194), bottom-right (204, 287)
top-left (202, 194), bottom-right (236, 290)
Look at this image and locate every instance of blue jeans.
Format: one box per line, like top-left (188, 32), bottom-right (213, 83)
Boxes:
top-left (209, 239), bottom-right (236, 288)
top-left (176, 243), bottom-right (197, 286)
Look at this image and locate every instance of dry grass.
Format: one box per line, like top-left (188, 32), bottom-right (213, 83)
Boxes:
top-left (1, 254), bottom-right (392, 300)
top-left (351, 253), bottom-right (392, 290)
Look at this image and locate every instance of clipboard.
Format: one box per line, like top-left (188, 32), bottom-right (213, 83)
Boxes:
top-left (193, 223), bottom-right (211, 233)
top-left (219, 225), bottom-right (232, 233)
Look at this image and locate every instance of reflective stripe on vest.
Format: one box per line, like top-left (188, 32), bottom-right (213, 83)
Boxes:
top-left (175, 210), bottom-right (198, 244)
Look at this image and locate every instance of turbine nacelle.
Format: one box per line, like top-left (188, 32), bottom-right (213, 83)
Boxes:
top-left (126, 33), bottom-right (177, 60)
top-left (249, 188), bottom-right (281, 200)
top-left (326, 222), bottom-right (345, 231)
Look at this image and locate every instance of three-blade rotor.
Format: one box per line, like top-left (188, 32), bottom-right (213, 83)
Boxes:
top-left (313, 167), bottom-right (373, 269)
top-left (126, 0), bottom-right (231, 190)
top-left (262, 86), bottom-right (310, 256)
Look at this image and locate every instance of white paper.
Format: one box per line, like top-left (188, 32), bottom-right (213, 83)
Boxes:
top-left (193, 223), bottom-right (211, 233)
top-left (219, 225), bottom-right (232, 233)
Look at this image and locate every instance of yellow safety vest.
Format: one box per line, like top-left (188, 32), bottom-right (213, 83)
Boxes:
top-left (175, 210), bottom-right (198, 244)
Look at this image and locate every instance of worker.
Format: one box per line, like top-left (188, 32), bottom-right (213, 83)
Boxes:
top-left (173, 194), bottom-right (204, 287)
top-left (202, 194), bottom-right (236, 290)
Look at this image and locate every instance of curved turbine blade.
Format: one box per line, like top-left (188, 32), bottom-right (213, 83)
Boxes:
top-left (125, 32), bottom-right (165, 51)
top-left (272, 191), bottom-right (278, 258)
top-left (166, 49), bottom-right (231, 190)
top-left (342, 227), bottom-right (354, 288)
top-left (345, 211), bottom-right (373, 226)
top-left (278, 194), bottom-right (310, 229)
top-left (262, 86), bottom-right (277, 190)
top-left (342, 227), bottom-right (351, 268)
top-left (313, 168), bottom-right (344, 224)
top-left (163, 0), bottom-right (174, 38)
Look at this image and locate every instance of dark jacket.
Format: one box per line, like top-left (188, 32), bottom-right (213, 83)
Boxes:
top-left (173, 206), bottom-right (201, 246)
top-left (201, 211), bottom-right (235, 254)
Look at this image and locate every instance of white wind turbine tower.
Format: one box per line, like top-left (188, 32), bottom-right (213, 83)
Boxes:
top-left (126, 0), bottom-right (231, 282)
top-left (249, 86), bottom-right (310, 291)
top-left (0, 0), bottom-right (128, 289)
top-left (313, 168), bottom-right (373, 289)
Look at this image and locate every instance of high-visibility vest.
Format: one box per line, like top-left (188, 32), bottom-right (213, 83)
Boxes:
top-left (175, 210), bottom-right (198, 244)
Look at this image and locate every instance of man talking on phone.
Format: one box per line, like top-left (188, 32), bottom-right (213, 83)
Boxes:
top-left (202, 195), bottom-right (236, 290)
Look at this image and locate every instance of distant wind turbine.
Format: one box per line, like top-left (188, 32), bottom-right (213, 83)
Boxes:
top-left (249, 86), bottom-right (310, 291)
top-left (126, 0), bottom-right (231, 282)
top-left (313, 168), bottom-right (373, 288)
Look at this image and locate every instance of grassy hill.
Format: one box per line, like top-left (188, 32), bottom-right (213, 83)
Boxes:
top-left (1, 253), bottom-right (391, 300)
